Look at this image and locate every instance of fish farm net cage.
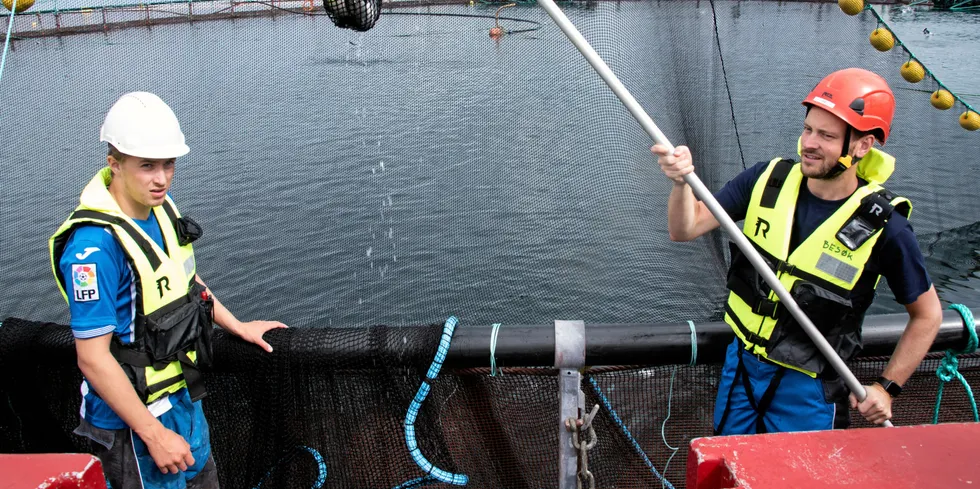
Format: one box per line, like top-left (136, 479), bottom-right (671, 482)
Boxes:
top-left (2, 0), bottom-right (979, 487)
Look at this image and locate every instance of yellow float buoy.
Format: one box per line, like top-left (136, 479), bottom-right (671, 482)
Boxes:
top-left (930, 90), bottom-right (954, 110)
top-left (2, 0), bottom-right (35, 13)
top-left (838, 0), bottom-right (864, 15)
top-left (959, 111), bottom-right (980, 131)
top-left (870, 28), bottom-right (894, 52)
top-left (900, 60), bottom-right (925, 83)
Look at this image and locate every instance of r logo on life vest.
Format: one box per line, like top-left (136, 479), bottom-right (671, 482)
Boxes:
top-left (870, 203), bottom-right (884, 216)
top-left (156, 277), bottom-right (171, 298)
top-left (754, 217), bottom-right (770, 239)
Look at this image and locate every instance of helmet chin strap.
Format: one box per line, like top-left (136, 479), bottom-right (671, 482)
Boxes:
top-left (825, 127), bottom-right (854, 179)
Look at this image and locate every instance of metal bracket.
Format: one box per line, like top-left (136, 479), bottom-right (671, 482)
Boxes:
top-left (556, 319), bottom-right (585, 489)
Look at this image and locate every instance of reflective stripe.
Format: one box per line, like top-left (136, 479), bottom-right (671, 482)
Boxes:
top-left (815, 253), bottom-right (859, 283)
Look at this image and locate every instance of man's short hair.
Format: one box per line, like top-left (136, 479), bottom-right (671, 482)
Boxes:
top-left (852, 127), bottom-right (880, 144)
top-left (107, 143), bottom-right (126, 162)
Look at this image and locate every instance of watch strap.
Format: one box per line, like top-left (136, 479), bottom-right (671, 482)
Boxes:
top-left (876, 376), bottom-right (902, 397)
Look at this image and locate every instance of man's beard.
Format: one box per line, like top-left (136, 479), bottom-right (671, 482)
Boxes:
top-left (801, 152), bottom-right (842, 180)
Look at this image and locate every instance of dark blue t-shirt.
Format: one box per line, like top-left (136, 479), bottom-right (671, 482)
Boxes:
top-left (714, 161), bottom-right (931, 305)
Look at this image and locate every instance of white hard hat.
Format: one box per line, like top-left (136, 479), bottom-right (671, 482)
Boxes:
top-left (100, 92), bottom-right (190, 159)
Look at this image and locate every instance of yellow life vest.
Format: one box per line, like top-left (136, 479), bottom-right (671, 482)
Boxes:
top-left (724, 149), bottom-right (911, 377)
top-left (50, 167), bottom-right (211, 404)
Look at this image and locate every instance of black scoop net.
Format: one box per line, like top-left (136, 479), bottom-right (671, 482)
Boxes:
top-left (324, 0), bottom-right (381, 31)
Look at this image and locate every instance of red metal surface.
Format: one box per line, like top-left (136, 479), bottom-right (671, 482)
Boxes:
top-left (0, 454), bottom-right (106, 489)
top-left (687, 422), bottom-right (980, 489)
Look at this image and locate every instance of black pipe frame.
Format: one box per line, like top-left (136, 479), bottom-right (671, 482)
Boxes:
top-left (444, 308), bottom-right (980, 368)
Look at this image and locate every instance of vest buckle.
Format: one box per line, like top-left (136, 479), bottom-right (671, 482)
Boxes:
top-left (752, 299), bottom-right (780, 319)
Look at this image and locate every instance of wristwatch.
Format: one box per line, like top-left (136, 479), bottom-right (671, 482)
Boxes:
top-left (876, 377), bottom-right (903, 397)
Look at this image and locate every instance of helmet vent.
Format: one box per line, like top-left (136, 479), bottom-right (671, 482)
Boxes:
top-left (849, 98), bottom-right (866, 115)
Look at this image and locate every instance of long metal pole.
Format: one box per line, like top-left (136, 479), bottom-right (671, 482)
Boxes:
top-left (535, 0), bottom-right (890, 425)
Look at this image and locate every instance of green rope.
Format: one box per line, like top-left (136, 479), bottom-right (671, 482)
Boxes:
top-left (932, 304), bottom-right (978, 424)
top-left (949, 0), bottom-right (980, 12)
top-left (864, 5), bottom-right (978, 116)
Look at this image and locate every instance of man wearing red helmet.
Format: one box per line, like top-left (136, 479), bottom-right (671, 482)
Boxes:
top-left (652, 68), bottom-right (942, 434)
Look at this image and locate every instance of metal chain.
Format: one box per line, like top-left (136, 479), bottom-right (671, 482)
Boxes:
top-left (565, 404), bottom-right (599, 489)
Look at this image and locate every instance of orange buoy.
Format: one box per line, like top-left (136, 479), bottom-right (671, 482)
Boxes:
top-left (489, 26), bottom-right (504, 39)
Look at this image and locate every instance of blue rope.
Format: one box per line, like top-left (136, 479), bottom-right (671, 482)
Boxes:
top-left (933, 304), bottom-right (978, 424)
top-left (659, 367), bottom-right (680, 489)
top-left (252, 446), bottom-right (326, 489)
top-left (687, 320), bottom-right (697, 367)
top-left (588, 376), bottom-right (676, 489)
top-left (489, 323), bottom-right (502, 376)
top-left (397, 316), bottom-right (468, 487)
top-left (0, 0), bottom-right (18, 87)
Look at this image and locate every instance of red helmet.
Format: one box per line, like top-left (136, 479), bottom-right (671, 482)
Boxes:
top-left (802, 68), bottom-right (895, 144)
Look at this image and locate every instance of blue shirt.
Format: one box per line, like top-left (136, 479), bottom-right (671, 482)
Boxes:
top-left (714, 161), bottom-right (932, 306)
top-left (60, 211), bottom-right (188, 429)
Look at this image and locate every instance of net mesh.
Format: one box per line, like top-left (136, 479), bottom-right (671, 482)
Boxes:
top-left (1, 1), bottom-right (978, 326)
top-left (1, 318), bottom-right (979, 488)
top-left (1, 0), bottom-right (979, 487)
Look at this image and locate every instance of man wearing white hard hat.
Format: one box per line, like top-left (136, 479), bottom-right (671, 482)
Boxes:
top-left (49, 92), bottom-right (287, 488)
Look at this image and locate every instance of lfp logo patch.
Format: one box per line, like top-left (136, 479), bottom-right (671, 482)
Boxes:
top-left (72, 264), bottom-right (100, 302)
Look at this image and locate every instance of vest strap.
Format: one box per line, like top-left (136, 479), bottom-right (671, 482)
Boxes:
top-left (110, 340), bottom-right (168, 370)
top-left (160, 199), bottom-right (179, 225)
top-left (714, 349), bottom-right (746, 435)
top-left (759, 159), bottom-right (794, 209)
top-left (161, 200), bottom-right (203, 246)
top-left (752, 244), bottom-right (851, 298)
top-left (69, 210), bottom-right (163, 271)
top-left (110, 339), bottom-right (206, 403)
top-left (178, 350), bottom-right (207, 402)
top-left (715, 344), bottom-right (786, 435)
top-left (737, 345), bottom-right (786, 434)
top-left (725, 303), bottom-right (770, 348)
top-left (776, 261), bottom-right (797, 276)
top-left (836, 189), bottom-right (895, 251)
top-left (752, 299), bottom-right (779, 318)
